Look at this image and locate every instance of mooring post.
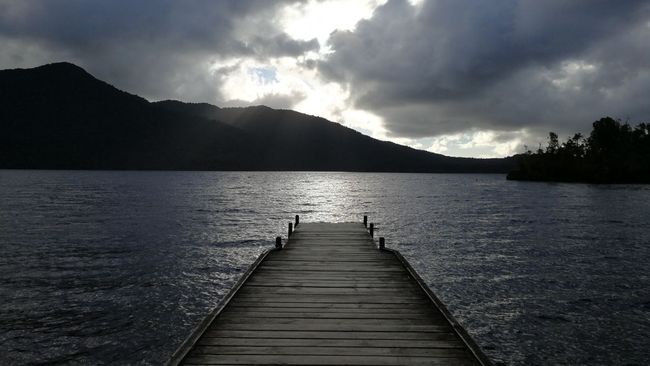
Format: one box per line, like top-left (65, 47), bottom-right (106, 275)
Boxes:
top-left (379, 237), bottom-right (385, 250)
top-left (295, 215), bottom-right (299, 227)
top-left (288, 222), bottom-right (293, 237)
top-left (369, 223), bottom-right (374, 237)
top-left (363, 215), bottom-right (368, 227)
top-left (275, 236), bottom-right (282, 249)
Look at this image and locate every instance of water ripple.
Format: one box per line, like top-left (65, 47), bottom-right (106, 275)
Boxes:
top-left (0, 171), bottom-right (649, 365)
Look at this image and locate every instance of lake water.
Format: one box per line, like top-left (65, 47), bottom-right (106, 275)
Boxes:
top-left (1, 170), bottom-right (649, 365)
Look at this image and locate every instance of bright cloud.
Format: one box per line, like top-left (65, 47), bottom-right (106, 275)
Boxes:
top-left (280, 0), bottom-right (386, 46)
top-left (423, 130), bottom-right (527, 158)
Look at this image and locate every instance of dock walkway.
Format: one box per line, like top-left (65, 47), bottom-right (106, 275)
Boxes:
top-left (169, 221), bottom-right (491, 365)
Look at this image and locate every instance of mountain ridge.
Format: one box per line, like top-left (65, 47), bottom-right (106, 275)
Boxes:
top-left (0, 62), bottom-right (514, 172)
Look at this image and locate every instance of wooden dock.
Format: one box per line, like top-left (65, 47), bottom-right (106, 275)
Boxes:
top-left (168, 218), bottom-right (492, 365)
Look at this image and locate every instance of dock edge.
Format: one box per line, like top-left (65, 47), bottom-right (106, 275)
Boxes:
top-left (165, 246), bottom-right (278, 366)
top-left (380, 243), bottom-right (495, 366)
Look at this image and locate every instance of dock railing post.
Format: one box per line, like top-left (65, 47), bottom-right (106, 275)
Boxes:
top-left (369, 223), bottom-right (374, 238)
top-left (275, 236), bottom-right (282, 249)
top-left (288, 222), bottom-right (293, 237)
top-left (379, 237), bottom-right (385, 250)
top-left (363, 215), bottom-right (368, 227)
top-left (295, 215), bottom-right (299, 227)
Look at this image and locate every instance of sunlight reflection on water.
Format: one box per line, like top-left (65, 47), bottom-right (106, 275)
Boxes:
top-left (1, 171), bottom-right (649, 365)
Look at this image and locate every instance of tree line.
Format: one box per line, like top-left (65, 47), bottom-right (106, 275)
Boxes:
top-left (507, 117), bottom-right (650, 183)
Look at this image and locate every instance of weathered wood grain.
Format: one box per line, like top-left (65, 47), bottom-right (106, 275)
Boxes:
top-left (196, 336), bottom-right (463, 348)
top-left (184, 354), bottom-right (478, 365)
top-left (171, 222), bottom-right (489, 366)
top-left (191, 345), bottom-right (471, 357)
top-left (201, 329), bottom-right (461, 340)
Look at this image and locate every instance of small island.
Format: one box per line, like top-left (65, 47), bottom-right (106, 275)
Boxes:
top-left (508, 117), bottom-right (650, 183)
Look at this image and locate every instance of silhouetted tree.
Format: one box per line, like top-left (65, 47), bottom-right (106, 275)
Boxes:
top-left (546, 132), bottom-right (559, 154)
top-left (508, 117), bottom-right (650, 183)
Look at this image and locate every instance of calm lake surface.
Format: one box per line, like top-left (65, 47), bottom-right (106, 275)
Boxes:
top-left (1, 170), bottom-right (649, 365)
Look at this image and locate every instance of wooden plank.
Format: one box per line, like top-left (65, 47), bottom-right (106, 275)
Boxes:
top-left (278, 249), bottom-right (378, 252)
top-left (184, 354), bottom-right (478, 365)
top-left (227, 301), bottom-right (431, 309)
top-left (278, 248), bottom-right (378, 252)
top-left (213, 317), bottom-right (442, 326)
top-left (244, 283), bottom-right (418, 289)
top-left (232, 296), bottom-right (429, 304)
top-left (224, 306), bottom-right (435, 314)
top-left (265, 257), bottom-right (395, 262)
top-left (196, 336), bottom-right (464, 348)
top-left (237, 287), bottom-right (424, 296)
top-left (248, 277), bottom-right (408, 282)
top-left (259, 263), bottom-right (405, 268)
top-left (250, 272), bottom-right (411, 280)
top-left (246, 278), bottom-right (418, 289)
top-left (202, 330), bottom-right (459, 340)
top-left (220, 311), bottom-right (441, 320)
top-left (256, 268), bottom-right (407, 273)
top-left (265, 258), bottom-right (398, 264)
top-left (191, 345), bottom-right (472, 357)
top-left (208, 324), bottom-right (451, 332)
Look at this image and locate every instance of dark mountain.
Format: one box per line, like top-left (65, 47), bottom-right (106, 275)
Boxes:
top-left (0, 62), bottom-right (259, 169)
top-left (153, 101), bottom-right (514, 172)
top-left (1, 62), bottom-right (514, 172)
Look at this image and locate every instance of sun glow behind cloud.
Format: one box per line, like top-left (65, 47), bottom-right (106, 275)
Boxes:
top-left (280, 0), bottom-right (387, 46)
top-left (213, 1), bottom-right (398, 142)
top-left (212, 0), bottom-right (533, 158)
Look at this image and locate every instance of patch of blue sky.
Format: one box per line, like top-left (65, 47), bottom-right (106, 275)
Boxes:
top-left (248, 66), bottom-right (278, 84)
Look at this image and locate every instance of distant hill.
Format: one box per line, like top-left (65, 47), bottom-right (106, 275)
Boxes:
top-left (0, 62), bottom-right (514, 172)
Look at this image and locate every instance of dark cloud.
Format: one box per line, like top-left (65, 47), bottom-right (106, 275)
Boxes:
top-left (0, 0), bottom-right (316, 103)
top-left (321, 0), bottom-right (650, 140)
top-left (248, 33), bottom-right (319, 58)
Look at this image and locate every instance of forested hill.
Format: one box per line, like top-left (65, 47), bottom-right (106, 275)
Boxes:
top-left (508, 117), bottom-right (650, 183)
top-left (0, 62), bottom-right (514, 172)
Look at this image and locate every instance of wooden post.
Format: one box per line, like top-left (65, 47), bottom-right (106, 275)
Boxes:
top-left (379, 237), bottom-right (385, 250)
top-left (288, 222), bottom-right (293, 237)
top-left (295, 215), bottom-right (299, 227)
top-left (275, 236), bottom-right (282, 249)
top-left (363, 215), bottom-right (368, 227)
top-left (369, 223), bottom-right (374, 237)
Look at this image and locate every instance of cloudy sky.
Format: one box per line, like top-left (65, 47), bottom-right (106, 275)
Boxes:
top-left (1, 0), bottom-right (649, 157)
